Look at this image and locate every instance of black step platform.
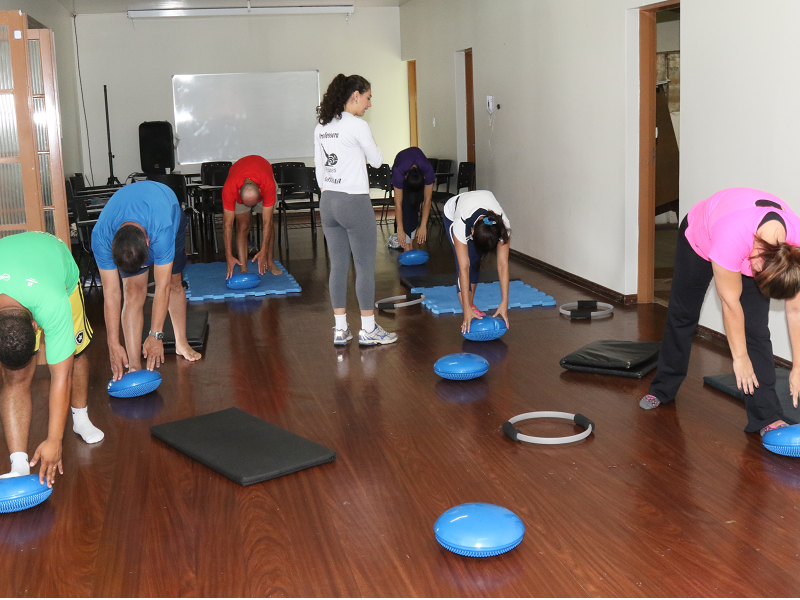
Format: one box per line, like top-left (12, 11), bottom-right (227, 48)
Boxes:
top-left (141, 310), bottom-right (208, 353)
top-left (560, 340), bottom-right (661, 379)
top-left (704, 369), bottom-right (800, 424)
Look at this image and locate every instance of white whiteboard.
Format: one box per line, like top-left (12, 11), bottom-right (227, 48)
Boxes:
top-left (172, 71), bottom-right (320, 164)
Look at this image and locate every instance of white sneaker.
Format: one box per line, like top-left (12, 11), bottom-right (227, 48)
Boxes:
top-left (333, 328), bottom-right (353, 346)
top-left (387, 234), bottom-right (401, 249)
top-left (358, 324), bottom-right (398, 346)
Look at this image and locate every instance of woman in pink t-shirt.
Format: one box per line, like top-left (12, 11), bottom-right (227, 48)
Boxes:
top-left (640, 188), bottom-right (800, 435)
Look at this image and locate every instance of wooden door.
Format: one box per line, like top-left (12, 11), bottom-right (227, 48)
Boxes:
top-left (0, 12), bottom-right (69, 243)
top-left (408, 60), bottom-right (418, 147)
top-left (465, 49), bottom-right (475, 165)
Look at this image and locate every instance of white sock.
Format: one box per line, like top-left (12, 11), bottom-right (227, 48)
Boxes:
top-left (334, 314), bottom-right (348, 331)
top-left (0, 452), bottom-right (30, 478)
top-left (72, 406), bottom-right (105, 444)
top-left (361, 315), bottom-right (376, 333)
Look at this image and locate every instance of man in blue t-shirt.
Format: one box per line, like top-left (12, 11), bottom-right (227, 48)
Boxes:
top-left (92, 181), bottom-right (201, 380)
top-left (389, 147), bottom-right (436, 251)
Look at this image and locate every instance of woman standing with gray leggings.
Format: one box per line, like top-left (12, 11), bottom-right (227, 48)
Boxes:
top-left (314, 74), bottom-right (398, 346)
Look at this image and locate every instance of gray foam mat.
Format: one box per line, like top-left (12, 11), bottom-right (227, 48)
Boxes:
top-left (703, 369), bottom-right (800, 424)
top-left (150, 408), bottom-right (336, 486)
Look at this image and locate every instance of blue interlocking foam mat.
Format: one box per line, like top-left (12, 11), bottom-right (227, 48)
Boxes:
top-left (183, 260), bottom-right (301, 301)
top-left (410, 280), bottom-right (555, 315)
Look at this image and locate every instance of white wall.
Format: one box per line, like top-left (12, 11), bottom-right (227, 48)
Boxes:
top-left (0, 0), bottom-right (83, 174)
top-left (682, 0), bottom-right (800, 361)
top-left (73, 8), bottom-right (409, 181)
top-left (401, 0), bottom-right (646, 295)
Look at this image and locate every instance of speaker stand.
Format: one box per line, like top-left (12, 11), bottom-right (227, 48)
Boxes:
top-left (104, 85), bottom-right (121, 186)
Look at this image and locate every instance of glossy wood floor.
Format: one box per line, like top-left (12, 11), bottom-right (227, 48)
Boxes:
top-left (2, 218), bottom-right (800, 597)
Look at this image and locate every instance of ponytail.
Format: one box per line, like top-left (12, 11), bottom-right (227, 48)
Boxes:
top-left (317, 74), bottom-right (371, 125)
top-left (471, 211), bottom-right (510, 257)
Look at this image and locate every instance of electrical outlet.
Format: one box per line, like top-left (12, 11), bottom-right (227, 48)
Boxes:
top-left (486, 95), bottom-right (493, 114)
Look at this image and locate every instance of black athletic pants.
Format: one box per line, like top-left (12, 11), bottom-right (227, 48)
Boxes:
top-left (649, 216), bottom-right (783, 432)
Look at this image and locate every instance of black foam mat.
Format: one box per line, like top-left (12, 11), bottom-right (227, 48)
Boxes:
top-left (142, 310), bottom-right (208, 353)
top-left (400, 270), bottom-right (507, 289)
top-left (560, 340), bottom-right (662, 379)
top-left (150, 408), bottom-right (336, 486)
top-left (703, 369), bottom-right (800, 425)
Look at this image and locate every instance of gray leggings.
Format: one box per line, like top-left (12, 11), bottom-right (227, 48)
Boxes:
top-left (320, 191), bottom-right (376, 310)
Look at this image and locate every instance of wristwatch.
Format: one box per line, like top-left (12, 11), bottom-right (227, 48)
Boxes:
top-left (149, 330), bottom-right (164, 341)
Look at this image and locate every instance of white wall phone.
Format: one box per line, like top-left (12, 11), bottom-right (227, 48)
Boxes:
top-left (486, 95), bottom-right (494, 114)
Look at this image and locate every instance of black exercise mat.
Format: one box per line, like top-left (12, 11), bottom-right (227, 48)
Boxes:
top-left (703, 369), bottom-right (800, 425)
top-left (560, 340), bottom-right (661, 379)
top-left (141, 310), bottom-right (208, 353)
top-left (150, 407), bottom-right (336, 486)
top-left (400, 270), bottom-right (503, 289)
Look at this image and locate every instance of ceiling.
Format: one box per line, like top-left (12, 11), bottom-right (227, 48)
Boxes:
top-left (56, 0), bottom-right (411, 15)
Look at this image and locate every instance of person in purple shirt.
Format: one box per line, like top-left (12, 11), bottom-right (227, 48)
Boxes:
top-left (640, 187), bottom-right (800, 436)
top-left (389, 147), bottom-right (435, 251)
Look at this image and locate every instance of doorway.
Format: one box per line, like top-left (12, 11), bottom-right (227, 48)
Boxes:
top-left (408, 60), bottom-right (418, 147)
top-left (455, 48), bottom-right (476, 185)
top-left (637, 1), bottom-right (680, 304)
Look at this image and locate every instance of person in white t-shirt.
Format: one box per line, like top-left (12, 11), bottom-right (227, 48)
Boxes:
top-left (314, 74), bottom-right (398, 347)
top-left (442, 190), bottom-right (512, 334)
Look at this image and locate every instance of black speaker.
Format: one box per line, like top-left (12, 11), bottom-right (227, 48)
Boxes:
top-left (139, 121), bottom-right (175, 174)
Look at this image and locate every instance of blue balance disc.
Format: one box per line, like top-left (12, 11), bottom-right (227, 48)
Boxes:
top-left (763, 424), bottom-right (800, 457)
top-left (434, 503), bottom-right (524, 557)
top-left (107, 369), bottom-right (163, 398)
top-left (434, 353), bottom-right (489, 381)
top-left (462, 316), bottom-right (508, 342)
top-left (227, 272), bottom-right (261, 290)
top-left (0, 475), bottom-right (53, 513)
top-left (398, 249), bottom-right (429, 266)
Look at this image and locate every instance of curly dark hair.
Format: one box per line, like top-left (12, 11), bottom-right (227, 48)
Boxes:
top-left (112, 225), bottom-right (148, 274)
top-left (752, 237), bottom-right (800, 299)
top-left (317, 74), bottom-right (371, 126)
top-left (472, 211), bottom-right (510, 257)
top-left (0, 309), bottom-right (36, 369)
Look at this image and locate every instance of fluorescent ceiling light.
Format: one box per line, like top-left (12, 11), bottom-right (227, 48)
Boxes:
top-left (128, 5), bottom-right (355, 19)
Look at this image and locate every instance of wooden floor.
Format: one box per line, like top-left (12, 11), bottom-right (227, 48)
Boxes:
top-left (2, 219), bottom-right (800, 597)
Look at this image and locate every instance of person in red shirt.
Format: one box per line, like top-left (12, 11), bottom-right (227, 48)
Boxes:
top-left (221, 155), bottom-right (281, 278)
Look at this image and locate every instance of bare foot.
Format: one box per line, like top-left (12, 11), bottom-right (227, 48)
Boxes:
top-left (176, 343), bottom-right (202, 362)
top-left (267, 261), bottom-right (282, 276)
top-left (471, 305), bottom-right (486, 318)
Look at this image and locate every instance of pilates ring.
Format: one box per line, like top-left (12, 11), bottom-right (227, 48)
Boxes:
top-left (375, 293), bottom-right (425, 311)
top-left (502, 411), bottom-right (595, 445)
top-left (558, 300), bottom-right (614, 320)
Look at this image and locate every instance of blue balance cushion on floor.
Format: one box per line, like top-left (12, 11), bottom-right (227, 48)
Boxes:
top-left (411, 280), bottom-right (555, 315)
top-left (434, 353), bottom-right (489, 380)
top-left (463, 316), bottom-right (507, 341)
top-left (226, 272), bottom-right (261, 290)
top-left (107, 370), bottom-right (162, 398)
top-left (183, 260), bottom-right (301, 301)
top-left (398, 249), bottom-right (429, 266)
top-left (435, 503), bottom-right (525, 557)
top-left (0, 475), bottom-right (53, 513)
top-left (763, 424), bottom-right (800, 457)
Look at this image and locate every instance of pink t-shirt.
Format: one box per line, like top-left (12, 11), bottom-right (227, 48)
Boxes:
top-left (685, 187), bottom-right (800, 276)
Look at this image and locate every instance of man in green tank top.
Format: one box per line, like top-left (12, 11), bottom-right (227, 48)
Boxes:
top-left (0, 232), bottom-right (103, 487)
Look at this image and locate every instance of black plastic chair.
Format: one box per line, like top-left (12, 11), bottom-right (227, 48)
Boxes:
top-left (198, 162), bottom-right (231, 252)
top-left (66, 181), bottom-right (100, 291)
top-left (272, 162), bottom-right (306, 185)
top-left (277, 166), bottom-right (318, 251)
top-left (368, 164), bottom-right (394, 227)
top-left (431, 162), bottom-right (476, 237)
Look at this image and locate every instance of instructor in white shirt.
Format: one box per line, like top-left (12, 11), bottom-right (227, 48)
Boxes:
top-left (314, 74), bottom-right (398, 347)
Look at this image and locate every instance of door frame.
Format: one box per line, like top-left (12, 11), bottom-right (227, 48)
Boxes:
top-left (637, 0), bottom-right (679, 303)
